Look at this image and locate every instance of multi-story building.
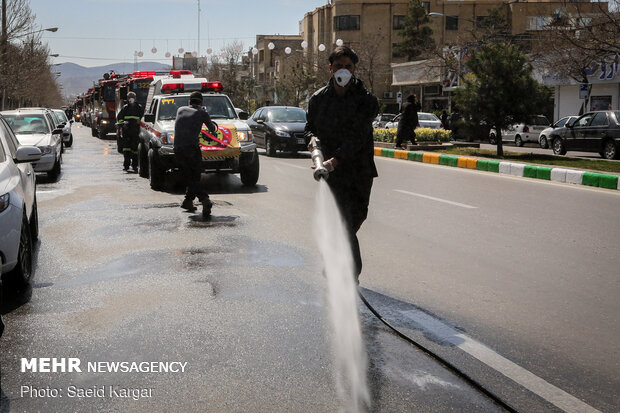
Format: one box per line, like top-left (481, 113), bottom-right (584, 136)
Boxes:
top-left (249, 34), bottom-right (304, 107)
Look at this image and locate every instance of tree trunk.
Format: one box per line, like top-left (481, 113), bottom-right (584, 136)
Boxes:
top-left (497, 129), bottom-right (504, 157)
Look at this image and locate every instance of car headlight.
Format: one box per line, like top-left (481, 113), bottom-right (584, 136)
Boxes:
top-left (0, 193), bottom-right (9, 213)
top-left (101, 119), bottom-right (108, 125)
top-left (237, 130), bottom-right (253, 142)
top-left (38, 145), bottom-right (52, 155)
top-left (161, 132), bottom-right (175, 145)
top-left (275, 129), bottom-right (290, 138)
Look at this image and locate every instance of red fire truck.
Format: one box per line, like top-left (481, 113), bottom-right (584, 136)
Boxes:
top-left (91, 72), bottom-right (122, 139)
top-left (114, 71), bottom-right (157, 152)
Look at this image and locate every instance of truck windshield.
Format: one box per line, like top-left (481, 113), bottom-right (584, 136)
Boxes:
top-left (157, 95), bottom-right (237, 121)
top-left (131, 79), bottom-right (151, 106)
top-left (102, 84), bottom-right (116, 102)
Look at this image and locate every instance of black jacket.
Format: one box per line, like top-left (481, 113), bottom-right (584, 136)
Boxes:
top-left (304, 77), bottom-right (379, 179)
top-left (174, 105), bottom-right (215, 149)
top-left (117, 103), bottom-right (144, 137)
top-left (396, 96), bottom-right (421, 139)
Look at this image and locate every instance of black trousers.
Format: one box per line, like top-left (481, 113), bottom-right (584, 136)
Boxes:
top-left (175, 146), bottom-right (208, 202)
top-left (395, 130), bottom-right (416, 147)
top-left (122, 133), bottom-right (139, 169)
top-left (327, 173), bottom-right (374, 278)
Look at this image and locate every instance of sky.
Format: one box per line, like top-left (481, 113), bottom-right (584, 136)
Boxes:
top-left (29, 0), bottom-right (328, 67)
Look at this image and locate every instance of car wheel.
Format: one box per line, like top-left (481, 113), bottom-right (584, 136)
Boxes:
top-left (489, 133), bottom-right (497, 145)
top-left (4, 211), bottom-right (34, 287)
top-left (91, 125), bottom-right (97, 137)
top-left (539, 135), bottom-right (548, 149)
top-left (98, 125), bottom-right (107, 140)
top-left (30, 194), bottom-right (39, 241)
top-left (240, 149), bottom-right (260, 187)
top-left (138, 143), bottom-right (149, 178)
top-left (47, 153), bottom-right (62, 181)
top-left (266, 137), bottom-right (276, 157)
top-left (602, 139), bottom-right (618, 160)
top-left (515, 135), bottom-right (523, 147)
top-left (148, 148), bottom-right (165, 190)
top-left (552, 138), bottom-right (566, 155)
top-left (65, 134), bottom-right (73, 148)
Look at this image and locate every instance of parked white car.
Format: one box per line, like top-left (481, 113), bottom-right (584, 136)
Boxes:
top-left (52, 108), bottom-right (74, 148)
top-left (0, 113), bottom-right (41, 287)
top-left (385, 112), bottom-right (443, 130)
top-left (489, 115), bottom-right (550, 146)
top-left (538, 115), bottom-right (578, 149)
top-left (373, 113), bottom-right (397, 128)
top-left (2, 108), bottom-right (63, 180)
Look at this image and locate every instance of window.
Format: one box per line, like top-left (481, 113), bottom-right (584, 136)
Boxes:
top-left (335, 15), bottom-right (360, 31)
top-left (526, 16), bottom-right (552, 31)
top-left (446, 16), bottom-right (458, 31)
top-left (590, 112), bottom-right (608, 127)
top-left (393, 15), bottom-right (405, 30)
top-left (259, 49), bottom-right (264, 63)
top-left (421, 2), bottom-right (430, 14)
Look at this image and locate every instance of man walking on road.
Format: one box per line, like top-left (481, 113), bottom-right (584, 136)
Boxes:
top-left (304, 45), bottom-right (379, 282)
top-left (395, 94), bottom-right (421, 149)
top-left (174, 91), bottom-right (217, 219)
top-left (117, 91), bottom-right (144, 171)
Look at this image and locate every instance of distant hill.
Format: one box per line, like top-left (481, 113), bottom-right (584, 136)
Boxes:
top-left (57, 62), bottom-right (171, 99)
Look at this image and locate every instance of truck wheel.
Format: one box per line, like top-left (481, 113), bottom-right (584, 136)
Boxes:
top-left (240, 149), bottom-right (260, 187)
top-left (148, 148), bottom-right (165, 190)
top-left (138, 143), bottom-right (149, 178)
top-left (3, 212), bottom-right (34, 288)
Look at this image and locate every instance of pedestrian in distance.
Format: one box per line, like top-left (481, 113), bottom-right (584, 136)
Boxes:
top-left (305, 45), bottom-right (379, 283)
top-left (174, 91), bottom-right (217, 219)
top-left (394, 94), bottom-right (421, 149)
top-left (441, 109), bottom-right (450, 130)
top-left (117, 91), bottom-right (144, 172)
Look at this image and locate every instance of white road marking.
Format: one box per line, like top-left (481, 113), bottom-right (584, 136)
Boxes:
top-left (394, 189), bottom-right (478, 209)
top-left (399, 308), bottom-right (602, 413)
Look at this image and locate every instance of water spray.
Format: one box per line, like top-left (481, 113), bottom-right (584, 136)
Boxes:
top-left (309, 138), bottom-right (329, 181)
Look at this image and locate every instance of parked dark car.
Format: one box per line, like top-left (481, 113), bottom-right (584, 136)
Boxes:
top-left (247, 106), bottom-right (307, 156)
top-left (548, 110), bottom-right (620, 160)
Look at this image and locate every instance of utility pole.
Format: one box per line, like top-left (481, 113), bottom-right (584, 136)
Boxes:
top-left (197, 0), bottom-right (200, 56)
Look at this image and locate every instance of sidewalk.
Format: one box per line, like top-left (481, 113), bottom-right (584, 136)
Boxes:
top-left (374, 146), bottom-right (620, 191)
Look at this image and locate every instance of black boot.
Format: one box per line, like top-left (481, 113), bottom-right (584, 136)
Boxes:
top-left (201, 198), bottom-right (212, 219)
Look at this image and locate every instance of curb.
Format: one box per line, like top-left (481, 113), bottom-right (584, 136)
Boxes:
top-left (374, 147), bottom-right (620, 191)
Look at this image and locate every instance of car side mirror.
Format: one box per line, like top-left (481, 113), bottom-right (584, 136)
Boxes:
top-left (238, 111), bottom-right (249, 120)
top-left (70, 120), bottom-right (74, 124)
top-left (144, 113), bottom-right (155, 123)
top-left (256, 119), bottom-right (264, 124)
top-left (15, 145), bottom-right (41, 163)
top-left (52, 128), bottom-right (63, 134)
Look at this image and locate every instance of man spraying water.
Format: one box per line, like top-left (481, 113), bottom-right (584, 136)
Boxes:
top-left (305, 45), bottom-right (379, 283)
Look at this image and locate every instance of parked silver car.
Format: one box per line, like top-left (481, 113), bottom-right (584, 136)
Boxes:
top-left (0, 113), bottom-right (41, 287)
top-left (52, 108), bottom-right (74, 148)
top-left (385, 112), bottom-right (443, 130)
top-left (1, 108), bottom-right (63, 180)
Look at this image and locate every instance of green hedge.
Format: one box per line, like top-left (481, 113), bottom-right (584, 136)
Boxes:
top-left (374, 128), bottom-right (452, 143)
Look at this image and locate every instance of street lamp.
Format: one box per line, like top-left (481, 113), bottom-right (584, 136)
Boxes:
top-left (13, 27), bottom-right (59, 39)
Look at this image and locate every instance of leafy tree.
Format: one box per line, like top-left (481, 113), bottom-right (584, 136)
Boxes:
top-left (453, 43), bottom-right (548, 157)
top-left (395, 0), bottom-right (435, 60)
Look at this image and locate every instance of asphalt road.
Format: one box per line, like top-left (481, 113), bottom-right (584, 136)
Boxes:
top-left (1, 124), bottom-right (618, 412)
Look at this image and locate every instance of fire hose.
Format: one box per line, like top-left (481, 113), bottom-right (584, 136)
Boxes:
top-left (309, 138), bottom-right (519, 413)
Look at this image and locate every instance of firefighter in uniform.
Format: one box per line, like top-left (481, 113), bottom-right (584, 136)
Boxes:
top-left (304, 46), bottom-right (379, 282)
top-left (117, 91), bottom-right (144, 171)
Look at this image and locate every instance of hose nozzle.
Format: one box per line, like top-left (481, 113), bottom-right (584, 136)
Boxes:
top-left (309, 138), bottom-right (329, 181)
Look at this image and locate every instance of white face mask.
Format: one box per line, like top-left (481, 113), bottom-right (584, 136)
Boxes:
top-left (128, 98), bottom-right (135, 104)
top-left (333, 68), bottom-right (352, 87)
